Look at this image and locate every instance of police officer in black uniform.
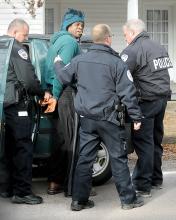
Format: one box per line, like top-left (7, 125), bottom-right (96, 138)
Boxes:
top-left (0, 19), bottom-right (51, 204)
top-left (54, 24), bottom-right (144, 210)
top-left (121, 19), bottom-right (172, 197)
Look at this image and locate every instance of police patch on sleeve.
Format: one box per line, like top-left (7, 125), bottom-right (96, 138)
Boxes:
top-left (127, 70), bottom-right (133, 82)
top-left (18, 49), bottom-right (28, 60)
top-left (121, 54), bottom-right (128, 62)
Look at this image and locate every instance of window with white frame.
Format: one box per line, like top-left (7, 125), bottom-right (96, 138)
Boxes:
top-left (146, 9), bottom-right (168, 51)
top-left (45, 8), bottom-right (54, 35)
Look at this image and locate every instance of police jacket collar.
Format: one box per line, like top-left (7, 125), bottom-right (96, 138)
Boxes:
top-left (89, 43), bottom-right (120, 57)
top-left (131, 31), bottom-right (150, 45)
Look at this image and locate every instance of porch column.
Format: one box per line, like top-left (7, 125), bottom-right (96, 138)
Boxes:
top-left (127, 0), bottom-right (138, 20)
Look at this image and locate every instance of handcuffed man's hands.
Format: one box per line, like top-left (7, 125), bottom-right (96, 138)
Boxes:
top-left (44, 91), bottom-right (52, 102)
top-left (40, 97), bottom-right (57, 113)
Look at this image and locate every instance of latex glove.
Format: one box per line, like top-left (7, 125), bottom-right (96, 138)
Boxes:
top-left (44, 97), bottom-right (57, 113)
top-left (133, 122), bottom-right (141, 130)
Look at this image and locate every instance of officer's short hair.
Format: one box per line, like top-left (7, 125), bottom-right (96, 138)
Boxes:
top-left (123, 19), bottom-right (146, 33)
top-left (7, 18), bottom-right (29, 32)
top-left (92, 24), bottom-right (112, 43)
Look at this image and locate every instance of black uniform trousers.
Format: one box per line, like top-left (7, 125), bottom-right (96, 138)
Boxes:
top-left (3, 102), bottom-right (33, 196)
top-left (132, 97), bottom-right (167, 192)
top-left (72, 117), bottom-right (136, 205)
top-left (48, 86), bottom-right (75, 189)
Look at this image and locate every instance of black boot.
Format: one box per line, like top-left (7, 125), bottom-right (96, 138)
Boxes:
top-left (71, 200), bottom-right (94, 211)
top-left (0, 191), bottom-right (13, 198)
top-left (121, 196), bottom-right (144, 210)
top-left (12, 194), bottom-right (43, 205)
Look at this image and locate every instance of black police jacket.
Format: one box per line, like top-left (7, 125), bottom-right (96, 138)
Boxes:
top-left (55, 44), bottom-right (142, 125)
top-left (4, 38), bottom-right (44, 107)
top-left (121, 31), bottom-right (172, 101)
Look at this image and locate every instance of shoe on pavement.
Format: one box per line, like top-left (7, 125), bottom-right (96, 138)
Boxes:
top-left (47, 182), bottom-right (64, 195)
top-left (71, 200), bottom-right (94, 211)
top-left (121, 196), bottom-right (144, 210)
top-left (90, 187), bottom-right (97, 197)
top-left (12, 194), bottom-right (43, 205)
top-left (0, 191), bottom-right (13, 198)
top-left (136, 190), bottom-right (152, 198)
top-left (152, 184), bottom-right (163, 190)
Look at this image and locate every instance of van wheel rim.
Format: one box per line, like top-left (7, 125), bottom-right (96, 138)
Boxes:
top-left (92, 142), bottom-right (109, 177)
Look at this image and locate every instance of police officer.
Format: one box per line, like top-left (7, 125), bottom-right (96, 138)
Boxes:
top-left (121, 19), bottom-right (172, 197)
top-left (53, 24), bottom-right (144, 210)
top-left (1, 19), bottom-right (51, 204)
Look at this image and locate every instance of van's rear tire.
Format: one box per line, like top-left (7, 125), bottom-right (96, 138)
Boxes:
top-left (92, 142), bottom-right (112, 186)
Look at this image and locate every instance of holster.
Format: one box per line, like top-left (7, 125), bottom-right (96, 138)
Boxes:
top-left (14, 83), bottom-right (31, 110)
top-left (115, 103), bottom-right (126, 126)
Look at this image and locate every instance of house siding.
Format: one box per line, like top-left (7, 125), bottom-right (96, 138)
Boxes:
top-left (0, 0), bottom-right (175, 83)
top-left (45, 0), bottom-right (176, 83)
top-left (45, 0), bottom-right (128, 52)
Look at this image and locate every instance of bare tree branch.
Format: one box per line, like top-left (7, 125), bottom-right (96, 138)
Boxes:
top-left (3, 0), bottom-right (44, 18)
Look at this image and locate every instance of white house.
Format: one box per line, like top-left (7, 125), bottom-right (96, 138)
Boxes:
top-left (0, 0), bottom-right (175, 88)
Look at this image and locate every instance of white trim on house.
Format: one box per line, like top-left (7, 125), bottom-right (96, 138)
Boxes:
top-left (128, 0), bottom-right (139, 19)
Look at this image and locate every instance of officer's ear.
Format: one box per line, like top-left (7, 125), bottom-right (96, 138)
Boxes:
top-left (129, 30), bottom-right (134, 37)
top-left (11, 29), bottom-right (18, 38)
top-left (14, 31), bottom-right (17, 37)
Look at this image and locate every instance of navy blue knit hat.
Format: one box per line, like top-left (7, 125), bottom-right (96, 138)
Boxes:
top-left (60, 8), bottom-right (85, 31)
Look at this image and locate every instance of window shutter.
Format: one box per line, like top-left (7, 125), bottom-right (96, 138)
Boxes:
top-left (45, 8), bottom-right (54, 35)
